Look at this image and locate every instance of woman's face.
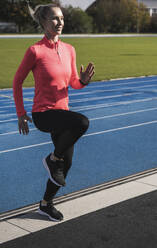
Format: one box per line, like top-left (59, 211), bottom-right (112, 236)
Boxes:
top-left (44, 7), bottom-right (64, 36)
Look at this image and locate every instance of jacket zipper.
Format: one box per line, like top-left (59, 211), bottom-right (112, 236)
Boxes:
top-left (55, 43), bottom-right (61, 62)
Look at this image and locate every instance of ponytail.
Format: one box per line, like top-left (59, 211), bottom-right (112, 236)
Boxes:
top-left (26, 1), bottom-right (36, 21)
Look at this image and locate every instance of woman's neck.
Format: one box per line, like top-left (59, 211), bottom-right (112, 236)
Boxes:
top-left (45, 32), bottom-right (59, 43)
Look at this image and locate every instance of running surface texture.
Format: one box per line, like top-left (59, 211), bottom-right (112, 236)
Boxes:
top-left (1, 76), bottom-right (157, 213)
top-left (2, 190), bottom-right (157, 248)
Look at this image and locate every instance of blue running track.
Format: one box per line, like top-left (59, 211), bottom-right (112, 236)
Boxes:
top-left (1, 76), bottom-right (157, 213)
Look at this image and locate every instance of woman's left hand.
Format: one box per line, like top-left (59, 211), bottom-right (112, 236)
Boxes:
top-left (80, 62), bottom-right (95, 85)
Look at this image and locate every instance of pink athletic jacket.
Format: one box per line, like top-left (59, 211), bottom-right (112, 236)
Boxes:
top-left (13, 35), bottom-right (84, 117)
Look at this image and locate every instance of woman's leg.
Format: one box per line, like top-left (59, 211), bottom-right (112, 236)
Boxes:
top-left (32, 110), bottom-right (88, 221)
top-left (38, 132), bottom-right (74, 221)
top-left (43, 146), bottom-right (74, 201)
top-left (43, 131), bottom-right (74, 202)
top-left (32, 109), bottom-right (89, 185)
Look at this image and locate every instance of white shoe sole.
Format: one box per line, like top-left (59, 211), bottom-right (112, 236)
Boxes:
top-left (37, 209), bottom-right (62, 222)
top-left (42, 158), bottom-right (62, 187)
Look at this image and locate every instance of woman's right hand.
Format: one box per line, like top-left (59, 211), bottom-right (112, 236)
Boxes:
top-left (18, 114), bottom-right (32, 135)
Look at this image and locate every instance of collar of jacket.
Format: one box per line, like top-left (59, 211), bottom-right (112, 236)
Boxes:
top-left (42, 35), bottom-right (60, 49)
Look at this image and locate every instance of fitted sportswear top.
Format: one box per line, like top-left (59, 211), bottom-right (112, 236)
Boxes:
top-left (13, 35), bottom-right (84, 117)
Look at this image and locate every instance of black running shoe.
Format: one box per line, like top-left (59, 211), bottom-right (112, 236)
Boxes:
top-left (38, 201), bottom-right (63, 221)
top-left (43, 154), bottom-right (66, 186)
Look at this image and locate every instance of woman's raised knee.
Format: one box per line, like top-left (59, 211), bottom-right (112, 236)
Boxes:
top-left (78, 114), bottom-right (89, 133)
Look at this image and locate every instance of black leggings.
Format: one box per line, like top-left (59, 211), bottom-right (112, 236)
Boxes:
top-left (32, 109), bottom-right (89, 201)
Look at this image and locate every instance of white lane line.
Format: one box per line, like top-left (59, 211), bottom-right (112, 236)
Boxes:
top-left (70, 92), bottom-right (142, 103)
top-left (85, 120), bottom-right (157, 137)
top-left (0, 128), bottom-right (37, 136)
top-left (83, 78), bottom-right (157, 89)
top-left (89, 107), bottom-right (157, 121)
top-left (71, 96), bottom-right (157, 111)
top-left (23, 98), bottom-right (33, 102)
top-left (0, 118), bottom-right (18, 123)
top-left (0, 94), bottom-right (13, 99)
top-left (0, 103), bottom-right (32, 109)
top-left (2, 34), bottom-right (157, 38)
top-left (0, 141), bottom-right (52, 154)
top-left (0, 94), bottom-right (33, 103)
top-left (0, 120), bottom-right (157, 154)
top-left (0, 112), bottom-right (32, 118)
top-left (0, 113), bottom-right (19, 118)
top-left (0, 94), bottom-right (32, 102)
top-left (0, 99), bottom-right (14, 102)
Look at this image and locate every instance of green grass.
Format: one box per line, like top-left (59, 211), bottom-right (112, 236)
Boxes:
top-left (1, 37), bottom-right (157, 88)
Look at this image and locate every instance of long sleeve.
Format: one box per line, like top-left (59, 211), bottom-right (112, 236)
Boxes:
top-left (13, 46), bottom-right (36, 117)
top-left (69, 46), bottom-right (85, 90)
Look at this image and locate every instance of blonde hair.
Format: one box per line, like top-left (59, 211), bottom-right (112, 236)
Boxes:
top-left (27, 2), bottom-right (61, 29)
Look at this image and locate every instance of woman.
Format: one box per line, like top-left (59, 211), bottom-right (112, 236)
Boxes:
top-left (13, 3), bottom-right (95, 221)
